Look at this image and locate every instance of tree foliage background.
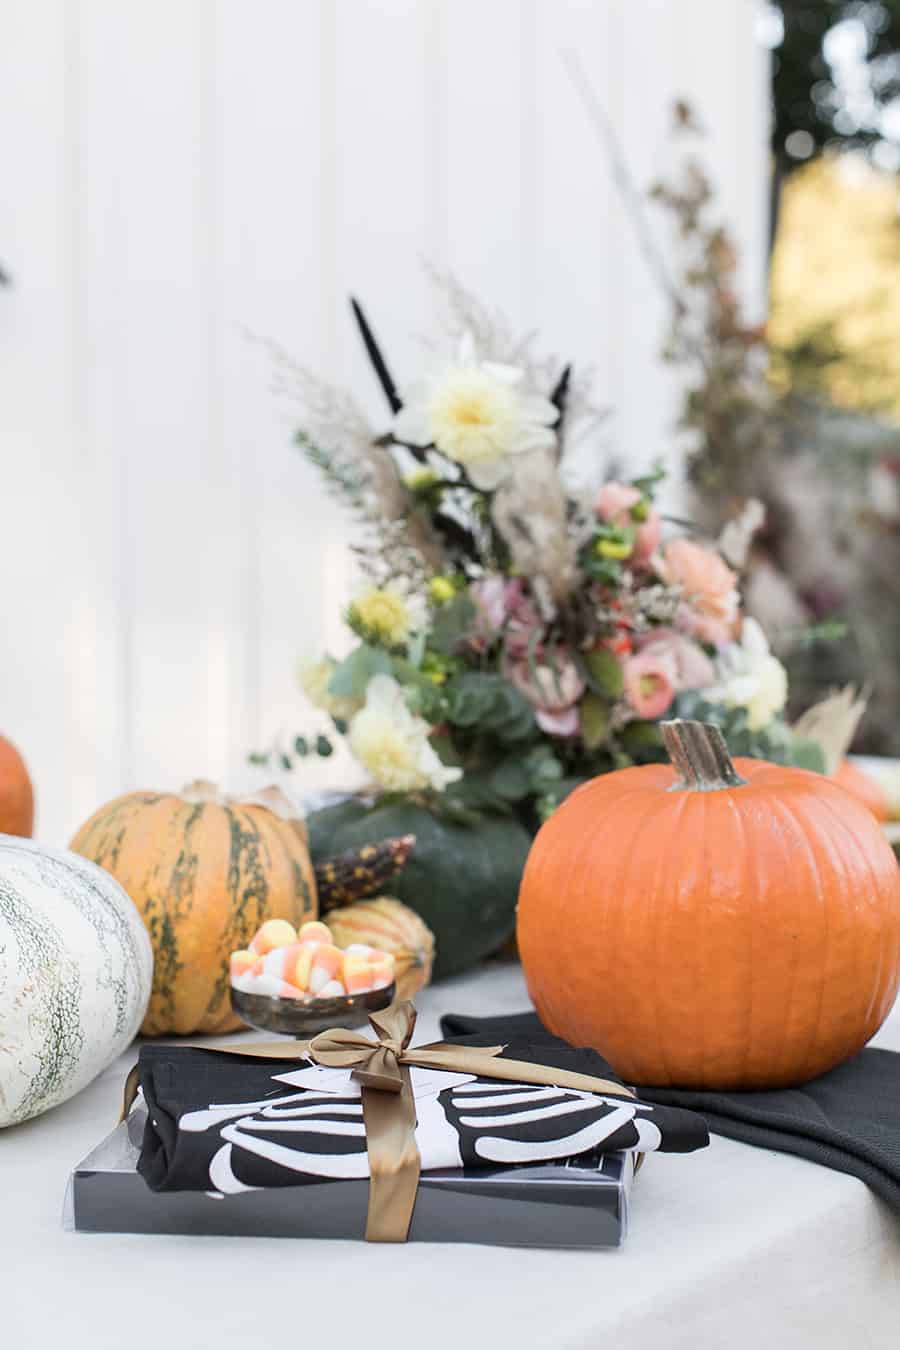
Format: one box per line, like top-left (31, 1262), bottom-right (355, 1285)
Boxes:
top-left (773, 1), bottom-right (900, 175)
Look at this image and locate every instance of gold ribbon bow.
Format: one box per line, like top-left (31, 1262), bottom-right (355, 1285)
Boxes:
top-left (122, 1001), bottom-right (635, 1243)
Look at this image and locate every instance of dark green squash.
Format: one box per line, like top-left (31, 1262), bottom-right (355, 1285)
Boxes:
top-left (307, 800), bottom-right (531, 979)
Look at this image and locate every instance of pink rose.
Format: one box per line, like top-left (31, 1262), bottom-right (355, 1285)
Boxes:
top-left (469, 577), bottom-right (542, 656)
top-left (535, 706), bottom-right (581, 737)
top-left (470, 575), bottom-right (515, 638)
top-left (623, 651), bottom-right (676, 720)
top-left (637, 628), bottom-right (715, 692)
top-left (594, 481), bottom-right (661, 566)
top-left (659, 539), bottom-right (739, 646)
top-left (506, 650), bottom-right (585, 738)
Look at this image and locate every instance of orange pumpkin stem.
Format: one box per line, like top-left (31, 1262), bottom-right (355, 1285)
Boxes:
top-left (660, 719), bottom-right (747, 792)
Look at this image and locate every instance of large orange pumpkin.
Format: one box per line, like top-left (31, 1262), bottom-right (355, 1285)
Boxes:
top-left (833, 758), bottom-right (889, 823)
top-left (0, 734), bottom-right (34, 837)
top-left (70, 782), bottom-right (317, 1035)
top-left (517, 720), bottom-right (900, 1090)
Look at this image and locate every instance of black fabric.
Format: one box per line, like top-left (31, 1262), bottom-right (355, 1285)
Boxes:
top-left (137, 1033), bottom-right (708, 1195)
top-left (441, 1011), bottom-right (900, 1209)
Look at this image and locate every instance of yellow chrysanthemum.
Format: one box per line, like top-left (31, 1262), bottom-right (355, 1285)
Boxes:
top-left (350, 585), bottom-right (416, 648)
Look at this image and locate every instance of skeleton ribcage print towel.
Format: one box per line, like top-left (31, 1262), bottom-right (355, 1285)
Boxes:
top-left (137, 1039), bottom-right (707, 1194)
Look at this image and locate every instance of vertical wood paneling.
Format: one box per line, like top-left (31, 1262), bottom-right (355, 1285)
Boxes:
top-left (67, 0), bottom-right (129, 821)
top-left (217, 0), bottom-right (332, 794)
top-left (2, 0), bottom-right (769, 842)
top-left (332, 0), bottom-right (435, 411)
top-left (0, 1), bottom-right (76, 841)
top-left (440, 0), bottom-right (529, 320)
top-left (617, 0), bottom-right (684, 491)
top-left (532, 1), bottom-right (621, 495)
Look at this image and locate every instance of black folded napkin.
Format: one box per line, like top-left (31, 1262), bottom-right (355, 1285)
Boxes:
top-left (137, 1032), bottom-right (708, 1194)
top-left (442, 1011), bottom-right (900, 1209)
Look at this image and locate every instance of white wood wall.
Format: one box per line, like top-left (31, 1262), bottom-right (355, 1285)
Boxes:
top-left (1, 0), bottom-right (769, 844)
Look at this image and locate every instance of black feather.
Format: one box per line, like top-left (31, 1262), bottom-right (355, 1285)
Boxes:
top-left (551, 364), bottom-right (571, 426)
top-left (350, 296), bottom-right (403, 415)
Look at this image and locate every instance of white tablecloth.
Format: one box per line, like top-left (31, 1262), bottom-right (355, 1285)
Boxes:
top-left (6, 963), bottom-right (900, 1350)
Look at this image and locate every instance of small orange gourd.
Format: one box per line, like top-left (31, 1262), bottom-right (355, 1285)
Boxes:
top-left (517, 720), bottom-right (900, 1090)
top-left (833, 758), bottom-right (889, 823)
top-left (326, 896), bottom-right (435, 1000)
top-left (0, 734), bottom-right (34, 837)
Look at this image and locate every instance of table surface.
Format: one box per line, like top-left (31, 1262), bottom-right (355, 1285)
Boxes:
top-left (6, 961), bottom-right (900, 1350)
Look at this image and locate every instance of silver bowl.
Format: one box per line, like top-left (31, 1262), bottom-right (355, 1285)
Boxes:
top-left (230, 983), bottom-right (396, 1037)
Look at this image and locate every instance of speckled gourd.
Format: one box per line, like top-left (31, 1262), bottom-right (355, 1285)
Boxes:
top-left (69, 782), bottom-right (317, 1036)
top-left (0, 836), bottom-right (152, 1127)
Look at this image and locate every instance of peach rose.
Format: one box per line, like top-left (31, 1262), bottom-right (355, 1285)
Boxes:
top-left (594, 481), bottom-right (661, 565)
top-left (623, 650), bottom-right (676, 720)
top-left (660, 539), bottom-right (739, 646)
top-left (637, 628), bottom-right (715, 692)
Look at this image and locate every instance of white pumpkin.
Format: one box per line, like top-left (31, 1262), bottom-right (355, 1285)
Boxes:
top-left (0, 835), bottom-right (152, 1127)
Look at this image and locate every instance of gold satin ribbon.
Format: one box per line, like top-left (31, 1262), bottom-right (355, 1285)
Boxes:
top-left (122, 1001), bottom-right (637, 1242)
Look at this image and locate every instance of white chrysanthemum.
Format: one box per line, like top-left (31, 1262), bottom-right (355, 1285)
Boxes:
top-left (709, 618), bottom-right (789, 731)
top-left (348, 674), bottom-right (461, 793)
top-left (393, 334), bottom-right (557, 490)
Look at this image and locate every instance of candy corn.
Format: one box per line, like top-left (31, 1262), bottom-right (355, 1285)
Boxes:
top-left (308, 944), bottom-right (344, 994)
top-left (232, 918), bottom-right (397, 1004)
top-left (298, 920), bottom-right (333, 946)
top-left (250, 918), bottom-right (298, 956)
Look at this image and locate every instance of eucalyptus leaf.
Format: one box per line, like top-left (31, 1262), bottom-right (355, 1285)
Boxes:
top-left (328, 644), bottom-right (391, 698)
top-left (430, 593), bottom-right (476, 656)
top-left (620, 719), bottom-right (663, 760)
top-left (583, 646), bottom-right (624, 698)
top-left (580, 693), bottom-right (610, 750)
top-left (489, 758), bottom-right (531, 801)
top-left (788, 737), bottom-right (827, 774)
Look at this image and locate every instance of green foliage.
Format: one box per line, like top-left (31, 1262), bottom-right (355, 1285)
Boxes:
top-left (443, 672), bottom-right (536, 744)
top-left (249, 729), bottom-right (335, 774)
top-left (671, 692), bottom-right (826, 771)
top-left (789, 738), bottom-right (828, 773)
top-left (294, 430), bottom-right (369, 514)
top-left (772, 2), bottom-right (900, 174)
top-left (629, 462), bottom-right (666, 497)
top-left (619, 719), bottom-right (663, 760)
top-left (328, 644), bottom-right (391, 699)
top-left (534, 775), bottom-right (594, 822)
top-left (581, 646), bottom-right (624, 698)
top-left (580, 693), bottom-right (609, 750)
top-left (581, 553), bottom-right (623, 587)
top-left (429, 593), bottom-right (476, 656)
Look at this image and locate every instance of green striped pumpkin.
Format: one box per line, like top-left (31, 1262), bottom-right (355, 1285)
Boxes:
top-left (69, 783), bottom-right (317, 1035)
top-left (0, 836), bottom-right (152, 1127)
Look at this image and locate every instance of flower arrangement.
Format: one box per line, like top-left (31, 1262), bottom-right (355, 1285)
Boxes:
top-left (268, 281), bottom-right (822, 826)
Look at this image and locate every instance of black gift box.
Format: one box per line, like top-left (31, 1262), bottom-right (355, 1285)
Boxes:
top-left (65, 1099), bottom-right (633, 1248)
